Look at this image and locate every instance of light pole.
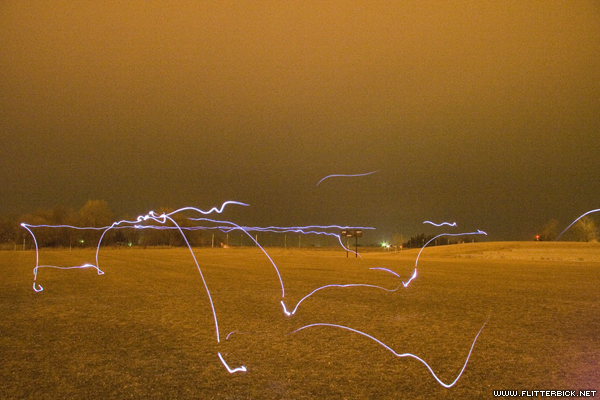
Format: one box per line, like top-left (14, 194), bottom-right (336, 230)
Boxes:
top-left (341, 229), bottom-right (362, 257)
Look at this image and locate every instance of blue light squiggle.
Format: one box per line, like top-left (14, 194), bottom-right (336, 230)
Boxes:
top-left (316, 170), bottom-right (379, 186)
top-left (423, 221), bottom-right (457, 227)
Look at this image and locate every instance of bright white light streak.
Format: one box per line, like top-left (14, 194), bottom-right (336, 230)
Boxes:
top-left (24, 202), bottom-right (491, 382)
top-left (401, 230), bottom-right (487, 288)
top-left (29, 264), bottom-right (104, 292)
top-left (281, 265), bottom-right (415, 316)
top-left (111, 223), bottom-right (373, 258)
top-left (402, 268), bottom-right (418, 288)
top-left (281, 281), bottom-right (401, 316)
top-left (175, 216), bottom-right (292, 298)
top-left (86, 211), bottom-right (376, 328)
top-left (24, 207), bottom-right (375, 313)
top-left (369, 267), bottom-right (400, 278)
top-left (316, 170), bottom-right (379, 186)
top-left (556, 208), bottom-right (600, 241)
top-left (160, 212), bottom-right (222, 343)
top-left (218, 352), bottom-right (247, 373)
top-left (415, 230), bottom-right (487, 268)
top-left (290, 320), bottom-right (488, 388)
top-left (20, 223), bottom-right (111, 292)
top-left (186, 218), bottom-right (371, 259)
top-left (22, 201), bottom-right (249, 293)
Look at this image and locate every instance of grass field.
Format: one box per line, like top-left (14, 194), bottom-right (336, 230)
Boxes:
top-left (1, 242), bottom-right (599, 399)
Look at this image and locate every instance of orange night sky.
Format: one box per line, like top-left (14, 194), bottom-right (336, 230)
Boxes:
top-left (1, 1), bottom-right (599, 240)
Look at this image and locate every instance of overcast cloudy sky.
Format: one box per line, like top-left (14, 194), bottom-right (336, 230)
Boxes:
top-left (1, 1), bottom-right (599, 241)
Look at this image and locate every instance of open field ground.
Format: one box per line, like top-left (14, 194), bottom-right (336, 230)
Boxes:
top-left (1, 242), bottom-right (599, 399)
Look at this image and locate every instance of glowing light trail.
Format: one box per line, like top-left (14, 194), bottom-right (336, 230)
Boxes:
top-left (415, 230), bottom-right (487, 267)
top-left (30, 264), bottom-right (104, 292)
top-left (226, 331), bottom-right (238, 340)
top-left (290, 320), bottom-right (488, 388)
top-left (22, 202), bottom-right (251, 294)
top-left (24, 203), bottom-right (251, 347)
top-left (423, 221), bottom-right (457, 227)
top-left (402, 268), bottom-right (418, 288)
top-left (23, 212), bottom-right (374, 313)
top-left (400, 230), bottom-right (487, 288)
top-left (23, 202), bottom-right (488, 385)
top-left (316, 170), bottom-right (379, 186)
top-left (218, 352), bottom-right (247, 373)
top-left (149, 211), bottom-right (222, 343)
top-left (176, 201), bottom-right (249, 214)
top-left (20, 223), bottom-right (111, 292)
top-left (369, 267), bottom-right (400, 278)
top-left (281, 281), bottom-right (401, 316)
top-left (279, 228), bottom-right (486, 315)
top-left (23, 204), bottom-right (376, 334)
top-left (556, 209), bottom-right (600, 241)
top-left (185, 220), bottom-right (371, 258)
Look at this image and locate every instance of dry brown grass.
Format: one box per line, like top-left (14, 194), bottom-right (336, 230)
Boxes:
top-left (1, 242), bottom-right (599, 399)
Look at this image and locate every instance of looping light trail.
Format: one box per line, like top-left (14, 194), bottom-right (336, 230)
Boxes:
top-left (556, 208), bottom-right (600, 241)
top-left (290, 319), bottom-right (488, 388)
top-left (316, 170), bottom-right (379, 186)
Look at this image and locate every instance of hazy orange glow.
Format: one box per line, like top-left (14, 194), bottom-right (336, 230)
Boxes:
top-left (1, 1), bottom-right (599, 239)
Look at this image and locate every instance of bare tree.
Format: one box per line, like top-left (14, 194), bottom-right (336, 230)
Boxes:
top-left (77, 200), bottom-right (114, 247)
top-left (539, 219), bottom-right (559, 241)
top-left (571, 216), bottom-right (598, 242)
top-left (78, 200), bottom-right (113, 227)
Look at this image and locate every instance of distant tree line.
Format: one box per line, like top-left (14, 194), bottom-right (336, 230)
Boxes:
top-left (2, 201), bottom-right (599, 250)
top-left (0, 200), bottom-right (223, 250)
top-left (537, 217), bottom-right (598, 242)
top-left (393, 216), bottom-right (599, 249)
top-left (400, 233), bottom-right (477, 249)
